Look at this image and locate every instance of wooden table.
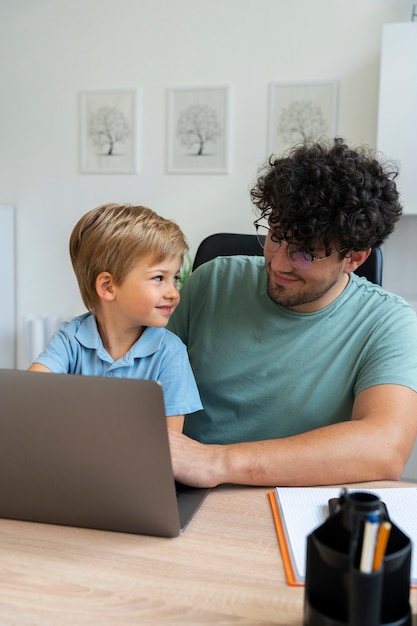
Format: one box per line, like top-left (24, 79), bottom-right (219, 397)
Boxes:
top-left (0, 482), bottom-right (415, 625)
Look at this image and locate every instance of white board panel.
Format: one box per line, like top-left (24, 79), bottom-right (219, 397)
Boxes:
top-left (0, 205), bottom-right (16, 368)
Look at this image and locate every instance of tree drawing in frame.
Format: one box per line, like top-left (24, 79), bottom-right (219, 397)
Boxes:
top-left (177, 104), bottom-right (222, 156)
top-left (167, 86), bottom-right (231, 174)
top-left (80, 90), bottom-right (138, 174)
top-left (268, 82), bottom-right (338, 157)
top-left (90, 106), bottom-right (130, 156)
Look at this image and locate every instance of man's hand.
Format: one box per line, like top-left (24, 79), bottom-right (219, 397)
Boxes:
top-left (167, 428), bottom-right (223, 488)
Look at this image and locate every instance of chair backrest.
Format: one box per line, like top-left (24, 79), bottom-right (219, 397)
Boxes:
top-left (192, 233), bottom-right (383, 286)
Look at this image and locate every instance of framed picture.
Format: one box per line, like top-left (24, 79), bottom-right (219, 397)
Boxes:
top-left (268, 81), bottom-right (338, 157)
top-left (79, 89), bottom-right (139, 174)
top-left (167, 85), bottom-right (231, 174)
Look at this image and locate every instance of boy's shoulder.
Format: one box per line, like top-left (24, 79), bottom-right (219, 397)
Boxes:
top-left (60, 312), bottom-right (94, 334)
top-left (157, 326), bottom-right (186, 346)
top-left (140, 325), bottom-right (186, 348)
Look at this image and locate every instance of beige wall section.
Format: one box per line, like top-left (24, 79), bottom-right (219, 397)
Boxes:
top-left (1, 1), bottom-right (417, 476)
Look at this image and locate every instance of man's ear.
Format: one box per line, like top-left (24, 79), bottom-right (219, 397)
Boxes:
top-left (95, 272), bottom-right (116, 302)
top-left (343, 249), bottom-right (372, 274)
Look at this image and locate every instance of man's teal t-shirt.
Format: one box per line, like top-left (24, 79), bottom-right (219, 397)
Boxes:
top-left (168, 255), bottom-right (417, 444)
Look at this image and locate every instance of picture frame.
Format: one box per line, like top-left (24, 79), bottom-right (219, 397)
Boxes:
top-left (268, 81), bottom-right (338, 157)
top-left (79, 89), bottom-right (139, 174)
top-left (166, 85), bottom-right (231, 174)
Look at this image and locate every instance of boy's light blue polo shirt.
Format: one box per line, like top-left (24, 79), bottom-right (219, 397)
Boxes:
top-left (34, 313), bottom-right (202, 417)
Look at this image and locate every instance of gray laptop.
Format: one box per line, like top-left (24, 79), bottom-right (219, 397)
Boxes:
top-left (0, 369), bottom-right (209, 537)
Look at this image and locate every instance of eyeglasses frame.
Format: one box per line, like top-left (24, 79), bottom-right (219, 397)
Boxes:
top-left (253, 219), bottom-right (348, 270)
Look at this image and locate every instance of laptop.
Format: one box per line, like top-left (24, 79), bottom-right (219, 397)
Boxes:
top-left (0, 369), bottom-right (209, 537)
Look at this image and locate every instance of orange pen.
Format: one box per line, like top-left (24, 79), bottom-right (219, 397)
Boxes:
top-left (372, 521), bottom-right (392, 571)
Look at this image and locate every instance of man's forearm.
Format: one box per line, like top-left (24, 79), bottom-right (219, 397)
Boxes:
top-left (170, 418), bottom-right (408, 488)
top-left (217, 421), bottom-right (402, 487)
top-left (169, 385), bottom-right (417, 488)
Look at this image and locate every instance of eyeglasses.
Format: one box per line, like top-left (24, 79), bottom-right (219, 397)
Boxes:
top-left (254, 220), bottom-right (347, 271)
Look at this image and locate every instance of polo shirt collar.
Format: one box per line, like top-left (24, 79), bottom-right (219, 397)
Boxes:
top-left (75, 314), bottom-right (165, 363)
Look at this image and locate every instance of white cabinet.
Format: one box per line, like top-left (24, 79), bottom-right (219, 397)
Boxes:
top-left (377, 23), bottom-right (417, 214)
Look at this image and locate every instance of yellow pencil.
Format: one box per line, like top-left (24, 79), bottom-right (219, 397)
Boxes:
top-left (372, 521), bottom-right (392, 571)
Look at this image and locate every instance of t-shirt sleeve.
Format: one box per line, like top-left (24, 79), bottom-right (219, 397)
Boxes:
top-left (354, 301), bottom-right (417, 395)
top-left (156, 332), bottom-right (202, 417)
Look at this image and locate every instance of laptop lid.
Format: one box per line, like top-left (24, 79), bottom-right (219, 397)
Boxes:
top-left (0, 369), bottom-right (209, 537)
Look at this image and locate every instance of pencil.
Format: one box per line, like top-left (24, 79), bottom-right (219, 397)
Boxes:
top-left (372, 521), bottom-right (392, 571)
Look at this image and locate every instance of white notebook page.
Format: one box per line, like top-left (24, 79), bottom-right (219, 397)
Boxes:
top-left (275, 487), bottom-right (417, 584)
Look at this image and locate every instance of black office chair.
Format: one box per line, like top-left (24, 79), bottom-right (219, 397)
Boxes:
top-left (192, 233), bottom-right (383, 286)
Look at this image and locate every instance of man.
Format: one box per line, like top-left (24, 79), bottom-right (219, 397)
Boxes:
top-left (168, 138), bottom-right (417, 488)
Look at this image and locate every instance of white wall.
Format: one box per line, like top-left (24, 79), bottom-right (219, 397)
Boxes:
top-left (0, 0), bottom-right (412, 367)
top-left (1, 0), bottom-right (417, 478)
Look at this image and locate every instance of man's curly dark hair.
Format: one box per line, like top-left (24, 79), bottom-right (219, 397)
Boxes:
top-left (250, 137), bottom-right (402, 253)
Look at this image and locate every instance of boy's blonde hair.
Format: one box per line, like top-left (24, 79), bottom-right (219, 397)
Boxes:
top-left (69, 203), bottom-right (188, 313)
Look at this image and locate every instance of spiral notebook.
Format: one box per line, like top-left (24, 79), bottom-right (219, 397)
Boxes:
top-left (269, 486), bottom-right (417, 587)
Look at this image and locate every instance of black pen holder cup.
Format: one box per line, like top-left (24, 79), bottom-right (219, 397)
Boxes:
top-left (303, 491), bottom-right (412, 626)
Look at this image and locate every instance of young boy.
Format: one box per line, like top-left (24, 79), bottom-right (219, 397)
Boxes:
top-left (28, 203), bottom-right (202, 432)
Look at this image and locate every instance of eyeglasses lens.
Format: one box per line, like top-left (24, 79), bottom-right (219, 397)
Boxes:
top-left (288, 246), bottom-right (312, 270)
top-left (256, 224), bottom-right (313, 270)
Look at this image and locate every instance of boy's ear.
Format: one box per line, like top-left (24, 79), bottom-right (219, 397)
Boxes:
top-left (95, 272), bottom-right (116, 301)
top-left (343, 249), bottom-right (372, 274)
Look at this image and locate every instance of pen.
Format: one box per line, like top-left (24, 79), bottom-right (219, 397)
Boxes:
top-left (372, 520), bottom-right (392, 572)
top-left (359, 514), bottom-right (379, 574)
